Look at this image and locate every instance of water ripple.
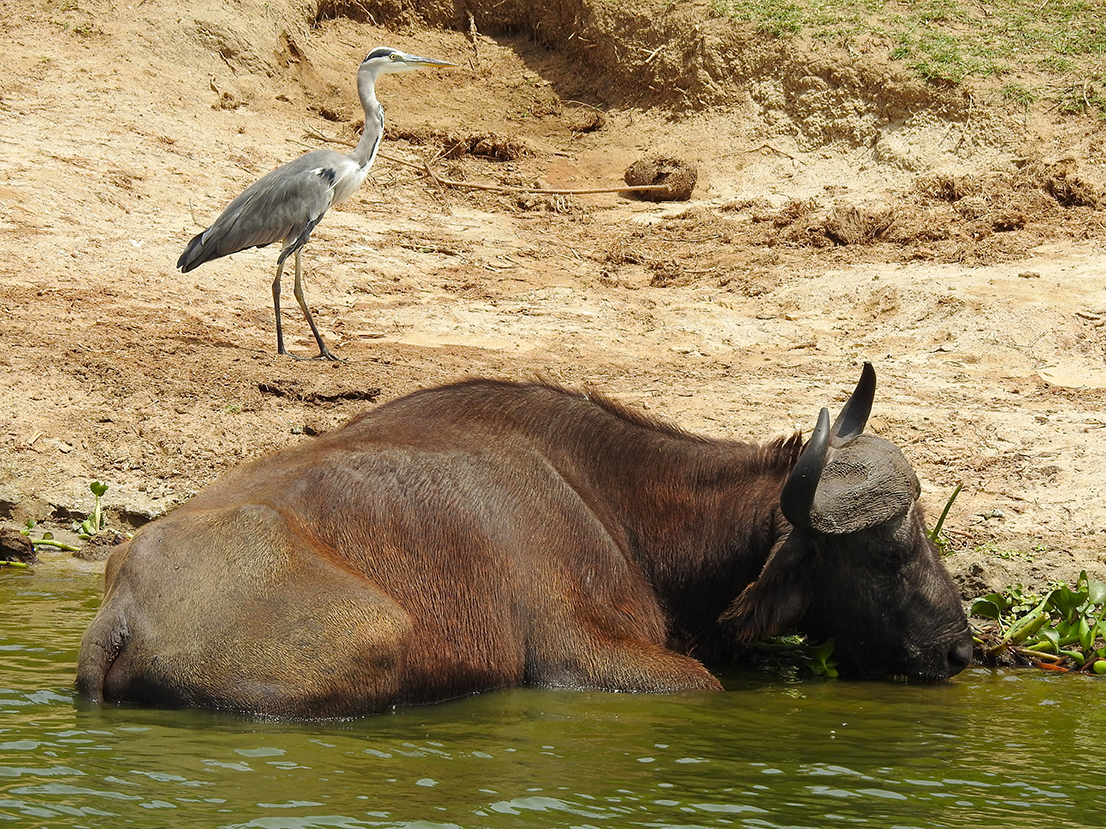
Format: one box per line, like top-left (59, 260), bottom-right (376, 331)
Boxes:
top-left (4, 576), bottom-right (1106, 828)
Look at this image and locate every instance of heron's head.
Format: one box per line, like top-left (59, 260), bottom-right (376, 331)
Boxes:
top-left (360, 47), bottom-right (456, 77)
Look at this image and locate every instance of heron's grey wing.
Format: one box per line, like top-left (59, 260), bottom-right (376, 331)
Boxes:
top-left (178, 150), bottom-right (346, 270)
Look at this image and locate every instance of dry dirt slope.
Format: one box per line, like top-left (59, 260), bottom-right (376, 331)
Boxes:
top-left (0, 0), bottom-right (1105, 601)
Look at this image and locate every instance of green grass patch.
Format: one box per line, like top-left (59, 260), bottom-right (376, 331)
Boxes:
top-left (1001, 81), bottom-right (1039, 110)
top-left (1056, 74), bottom-right (1106, 115)
top-left (710, 0), bottom-right (1106, 111)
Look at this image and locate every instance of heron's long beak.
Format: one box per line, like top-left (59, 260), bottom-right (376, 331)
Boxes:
top-left (398, 53), bottom-right (458, 69)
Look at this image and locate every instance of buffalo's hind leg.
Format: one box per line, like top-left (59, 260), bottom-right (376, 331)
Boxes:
top-left (79, 504), bottom-right (413, 718)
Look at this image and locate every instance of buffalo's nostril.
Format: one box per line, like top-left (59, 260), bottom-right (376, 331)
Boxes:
top-left (947, 637), bottom-right (974, 675)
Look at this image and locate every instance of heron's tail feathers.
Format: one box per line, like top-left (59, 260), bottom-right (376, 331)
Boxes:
top-left (177, 230), bottom-right (212, 272)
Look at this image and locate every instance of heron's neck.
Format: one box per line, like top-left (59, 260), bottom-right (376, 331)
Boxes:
top-left (351, 73), bottom-right (385, 169)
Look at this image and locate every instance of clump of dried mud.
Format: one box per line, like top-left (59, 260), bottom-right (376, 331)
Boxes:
top-left (624, 156), bottom-right (698, 201)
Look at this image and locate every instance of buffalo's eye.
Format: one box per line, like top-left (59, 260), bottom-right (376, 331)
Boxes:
top-left (873, 545), bottom-right (912, 568)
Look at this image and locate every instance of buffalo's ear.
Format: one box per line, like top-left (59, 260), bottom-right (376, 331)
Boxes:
top-left (806, 436), bottom-right (920, 534)
top-left (718, 535), bottom-right (811, 642)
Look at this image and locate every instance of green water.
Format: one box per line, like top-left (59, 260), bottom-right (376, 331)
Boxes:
top-left (3, 562), bottom-right (1105, 828)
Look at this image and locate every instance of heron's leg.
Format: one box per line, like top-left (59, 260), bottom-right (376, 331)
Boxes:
top-left (272, 258), bottom-right (290, 356)
top-left (291, 248), bottom-right (343, 362)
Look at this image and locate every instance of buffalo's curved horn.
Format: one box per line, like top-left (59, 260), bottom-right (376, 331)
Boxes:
top-left (780, 406), bottom-right (830, 530)
top-left (829, 362), bottom-right (875, 442)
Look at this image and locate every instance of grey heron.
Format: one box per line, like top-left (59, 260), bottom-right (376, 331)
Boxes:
top-left (177, 47), bottom-right (456, 361)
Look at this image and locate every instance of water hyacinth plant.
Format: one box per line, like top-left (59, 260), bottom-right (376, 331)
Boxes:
top-left (972, 571), bottom-right (1106, 674)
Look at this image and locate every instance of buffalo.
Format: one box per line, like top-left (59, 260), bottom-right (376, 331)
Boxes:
top-left (77, 364), bottom-right (972, 718)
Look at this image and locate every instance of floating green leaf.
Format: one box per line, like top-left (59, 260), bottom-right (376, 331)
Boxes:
top-left (969, 596), bottom-right (1004, 621)
top-left (803, 637), bottom-right (839, 678)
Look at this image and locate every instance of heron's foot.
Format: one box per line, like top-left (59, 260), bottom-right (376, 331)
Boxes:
top-left (275, 336), bottom-right (344, 362)
top-left (311, 347), bottom-right (346, 363)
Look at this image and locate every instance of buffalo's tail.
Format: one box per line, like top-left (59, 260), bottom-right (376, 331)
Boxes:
top-left (76, 603), bottom-right (128, 703)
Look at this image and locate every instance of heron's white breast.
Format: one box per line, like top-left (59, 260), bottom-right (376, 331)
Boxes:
top-left (321, 158), bottom-right (371, 207)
